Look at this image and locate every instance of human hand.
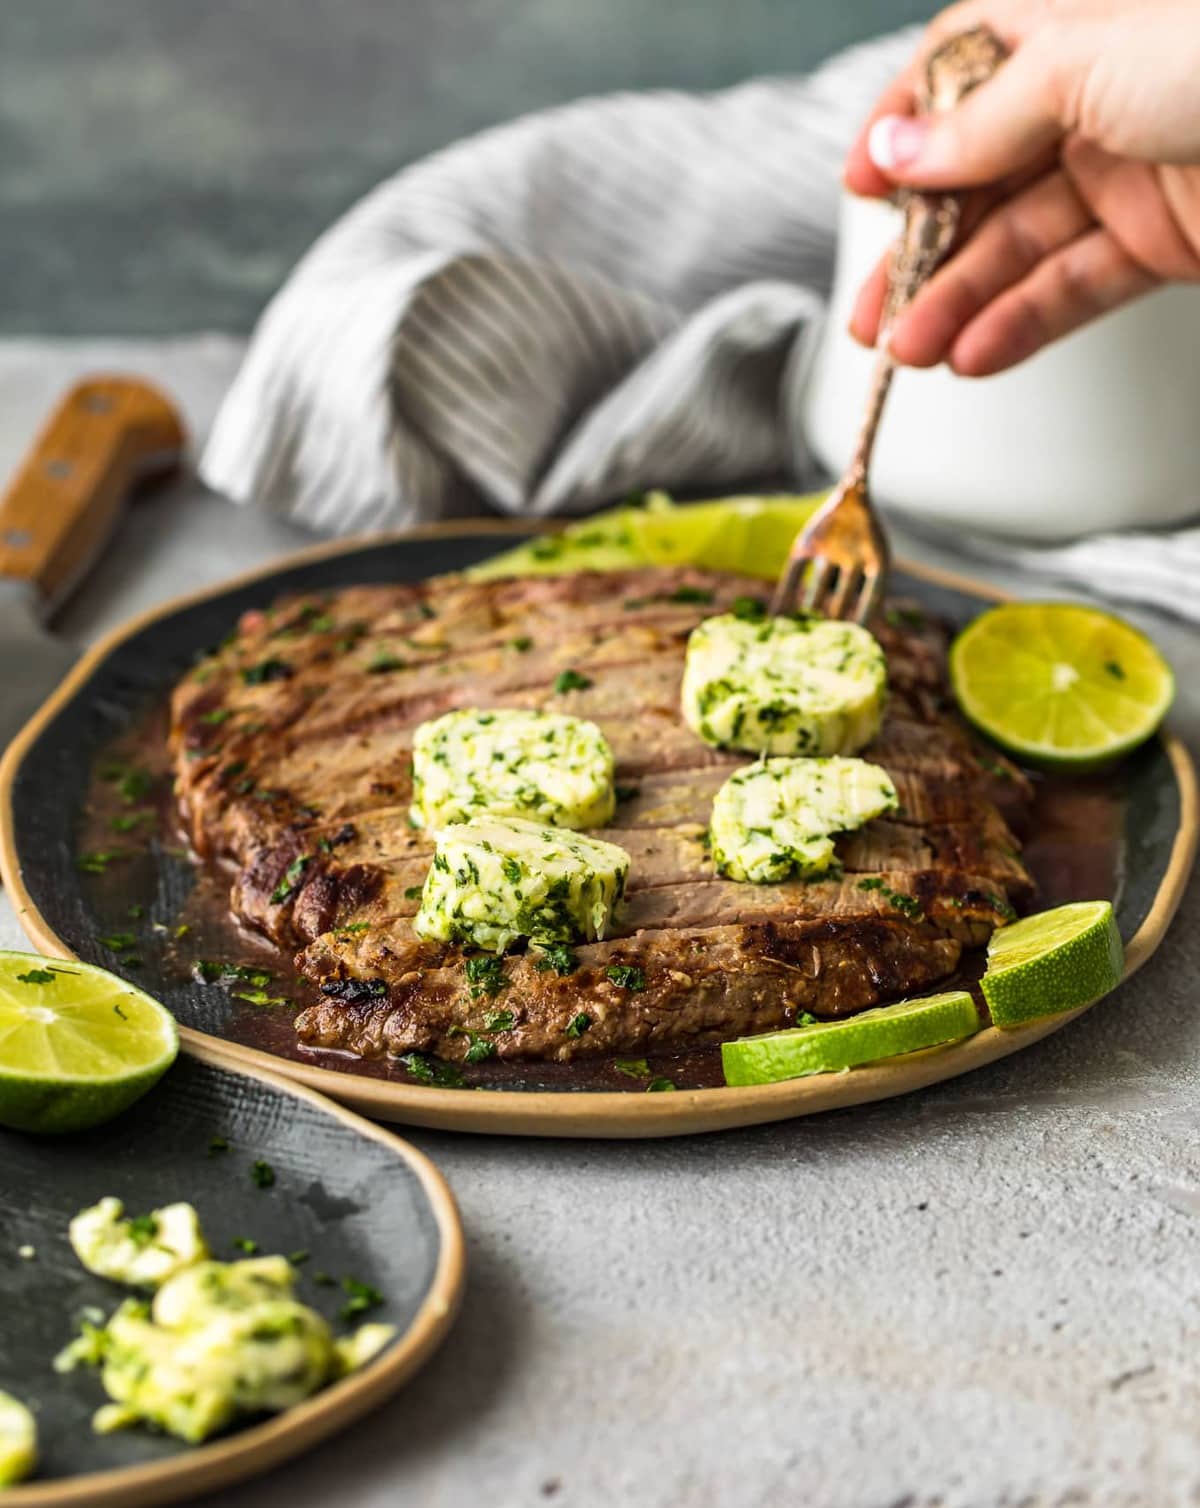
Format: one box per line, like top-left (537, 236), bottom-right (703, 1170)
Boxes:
top-left (844, 0), bottom-right (1200, 376)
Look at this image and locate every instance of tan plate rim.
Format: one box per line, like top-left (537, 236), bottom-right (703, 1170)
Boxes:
top-left (0, 518), bottom-right (1196, 1140)
top-left (2, 1052), bottom-right (465, 1508)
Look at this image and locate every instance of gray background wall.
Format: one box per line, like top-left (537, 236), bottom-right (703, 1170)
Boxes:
top-left (1, 0), bottom-right (929, 335)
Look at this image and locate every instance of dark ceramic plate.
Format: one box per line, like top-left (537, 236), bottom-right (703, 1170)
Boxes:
top-left (0, 522), bottom-right (1195, 1138)
top-left (0, 1053), bottom-right (463, 1507)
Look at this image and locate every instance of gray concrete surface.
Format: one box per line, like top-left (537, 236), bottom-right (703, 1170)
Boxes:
top-left (1, 343), bottom-right (1198, 1507)
top-left (0, 0), bottom-right (929, 336)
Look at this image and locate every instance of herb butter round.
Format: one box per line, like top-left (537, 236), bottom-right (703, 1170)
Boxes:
top-left (410, 708), bottom-right (615, 830)
top-left (414, 815), bottom-right (630, 953)
top-left (710, 757), bottom-right (898, 883)
top-left (681, 613), bottom-right (888, 756)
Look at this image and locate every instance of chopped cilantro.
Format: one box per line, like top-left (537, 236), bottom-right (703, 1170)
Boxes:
top-left (193, 961), bottom-right (273, 989)
top-left (251, 1159), bottom-right (275, 1189)
top-left (553, 668), bottom-right (593, 694)
top-left (270, 854), bottom-right (311, 905)
top-left (367, 651), bottom-right (407, 674)
top-left (564, 1012), bottom-right (591, 1039)
top-left (614, 784), bottom-right (640, 802)
top-left (463, 1032), bottom-right (497, 1064)
top-left (233, 987), bottom-right (288, 1007)
top-left (884, 606), bottom-right (927, 630)
top-left (667, 585), bottom-right (714, 604)
top-left (796, 1011), bottom-right (818, 1027)
top-left (127, 1214), bottom-right (159, 1246)
top-left (465, 955), bottom-right (508, 999)
top-left (127, 903), bottom-right (146, 920)
top-left (200, 707), bottom-right (234, 726)
top-left (16, 968), bottom-right (56, 985)
top-left (288, 1249), bottom-right (310, 1265)
top-left (114, 768), bottom-right (153, 804)
top-left (99, 933), bottom-right (138, 953)
top-left (403, 885), bottom-right (424, 901)
top-left (606, 964), bottom-right (646, 991)
top-left (646, 1077), bottom-right (677, 1093)
top-left (484, 1008), bottom-right (515, 1031)
top-left (76, 851), bottom-right (125, 875)
top-left (614, 1058), bottom-right (651, 1079)
top-left (730, 595), bottom-right (766, 621)
top-left (1105, 660), bottom-right (1126, 680)
top-left (340, 1276), bottom-right (384, 1322)
top-left (110, 812), bottom-right (152, 834)
top-left (509, 636), bottom-right (533, 652)
top-left (535, 944), bottom-right (578, 976)
top-left (857, 877), bottom-right (923, 919)
top-left (232, 1237), bottom-right (260, 1255)
top-left (399, 1053), bottom-right (465, 1088)
top-left (242, 658), bottom-right (292, 685)
top-left (312, 1271), bottom-right (337, 1287)
top-left (207, 1137), bottom-right (230, 1156)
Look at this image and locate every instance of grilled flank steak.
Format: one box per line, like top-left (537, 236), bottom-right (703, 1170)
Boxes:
top-left (170, 567), bottom-right (1035, 1064)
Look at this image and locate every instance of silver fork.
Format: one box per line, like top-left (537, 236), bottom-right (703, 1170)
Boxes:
top-left (771, 25), bottom-right (1008, 625)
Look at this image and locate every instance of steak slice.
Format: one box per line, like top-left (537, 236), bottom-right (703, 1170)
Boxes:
top-left (294, 917), bottom-right (963, 1062)
top-left (270, 826), bottom-right (1020, 949)
top-left (296, 865), bottom-right (1010, 989)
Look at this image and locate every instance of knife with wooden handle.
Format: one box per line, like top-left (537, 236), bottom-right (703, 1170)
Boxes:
top-left (0, 376), bottom-right (187, 751)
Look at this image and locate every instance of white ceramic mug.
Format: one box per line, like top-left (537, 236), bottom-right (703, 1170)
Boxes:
top-left (801, 193), bottom-right (1200, 542)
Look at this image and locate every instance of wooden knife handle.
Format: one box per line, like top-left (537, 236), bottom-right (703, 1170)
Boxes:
top-left (0, 375), bottom-right (188, 612)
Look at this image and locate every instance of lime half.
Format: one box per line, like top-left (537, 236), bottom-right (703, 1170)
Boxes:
top-left (0, 953), bottom-right (178, 1134)
top-left (949, 603), bottom-right (1174, 770)
top-left (0, 1391), bottom-right (36, 1486)
top-left (981, 901), bottom-right (1124, 1028)
top-left (722, 990), bottom-right (979, 1086)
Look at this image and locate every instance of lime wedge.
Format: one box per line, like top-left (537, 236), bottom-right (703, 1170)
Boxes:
top-left (0, 1391), bottom-right (36, 1486)
top-left (0, 953), bottom-right (178, 1135)
top-left (949, 603), bottom-right (1174, 770)
top-left (981, 900), bottom-right (1124, 1028)
top-left (627, 493), bottom-right (824, 578)
top-left (721, 990), bottom-right (979, 1086)
top-left (468, 490), bottom-right (825, 582)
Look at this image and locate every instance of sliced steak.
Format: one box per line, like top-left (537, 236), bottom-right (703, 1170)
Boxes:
top-left (170, 565), bottom-right (1037, 1063)
top-left (294, 916), bottom-right (964, 1061)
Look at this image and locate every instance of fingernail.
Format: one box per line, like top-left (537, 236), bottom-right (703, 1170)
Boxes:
top-left (867, 114), bottom-right (931, 173)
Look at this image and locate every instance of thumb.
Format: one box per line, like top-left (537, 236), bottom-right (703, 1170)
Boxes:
top-left (867, 35), bottom-right (1076, 188)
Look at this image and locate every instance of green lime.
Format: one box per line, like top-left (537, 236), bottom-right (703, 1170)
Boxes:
top-left (721, 990), bottom-right (979, 1086)
top-left (468, 490), bottom-right (825, 582)
top-left (949, 603), bottom-right (1174, 770)
top-left (0, 1391), bottom-right (36, 1486)
top-left (0, 953), bottom-right (178, 1135)
top-left (627, 492), bottom-right (823, 578)
top-left (981, 900), bottom-right (1124, 1028)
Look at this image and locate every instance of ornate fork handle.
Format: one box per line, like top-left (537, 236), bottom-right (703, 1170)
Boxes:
top-left (846, 26), bottom-right (1008, 489)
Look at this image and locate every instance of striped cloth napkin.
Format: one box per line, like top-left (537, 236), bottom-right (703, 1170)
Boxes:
top-left (200, 26), bottom-right (1200, 622)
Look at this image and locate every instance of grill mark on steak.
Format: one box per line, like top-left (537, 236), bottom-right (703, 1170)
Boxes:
top-left (170, 566), bottom-right (1036, 1063)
